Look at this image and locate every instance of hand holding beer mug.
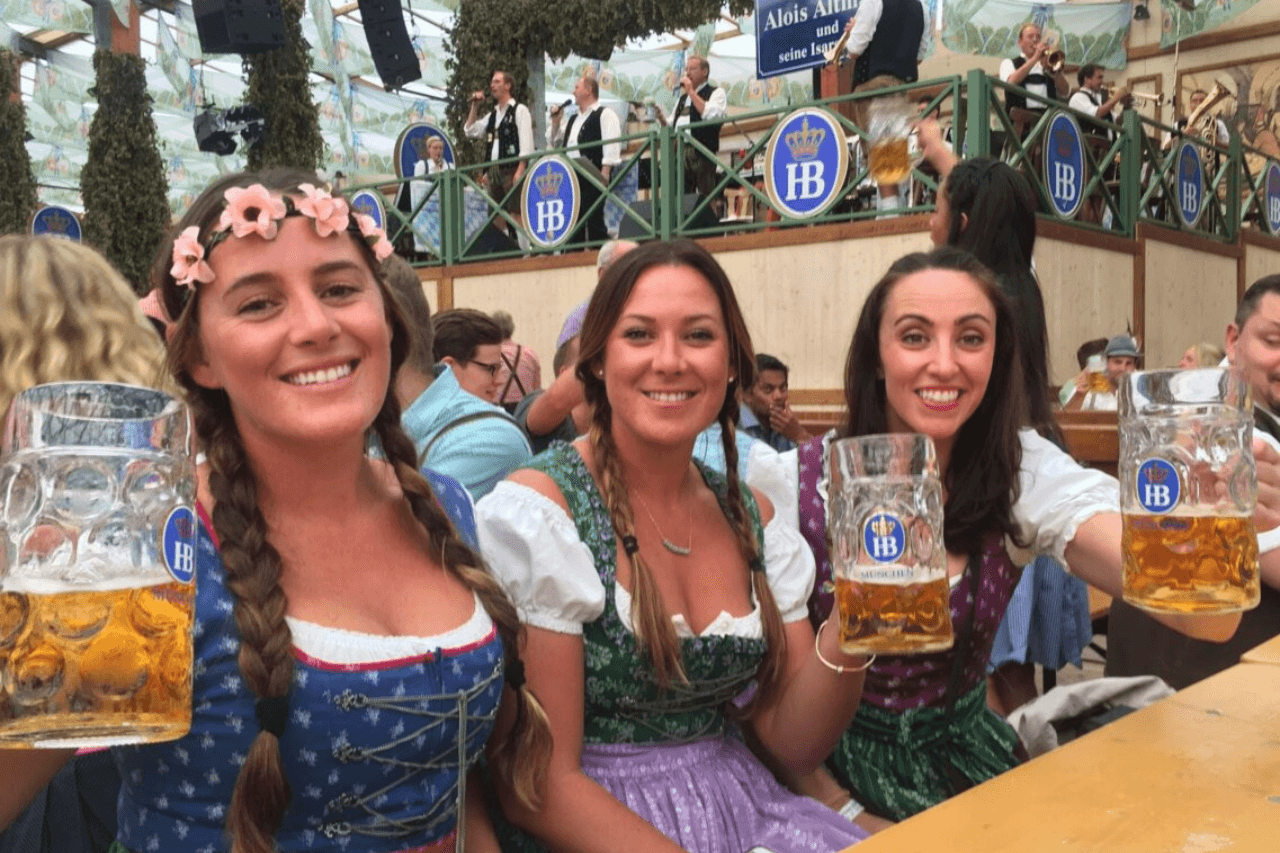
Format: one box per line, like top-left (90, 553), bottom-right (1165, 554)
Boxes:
top-left (828, 434), bottom-right (953, 654)
top-left (1119, 368), bottom-right (1260, 614)
top-left (866, 96), bottom-right (922, 186)
top-left (0, 382), bottom-right (196, 747)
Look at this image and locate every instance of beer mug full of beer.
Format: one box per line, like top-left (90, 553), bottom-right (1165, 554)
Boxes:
top-left (0, 382), bottom-right (196, 748)
top-left (1119, 368), bottom-right (1260, 614)
top-left (828, 434), bottom-right (953, 654)
top-left (866, 96), bottom-right (922, 186)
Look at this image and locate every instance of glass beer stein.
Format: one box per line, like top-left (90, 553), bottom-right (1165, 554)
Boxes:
top-left (865, 95), bottom-right (922, 186)
top-left (0, 382), bottom-right (196, 747)
top-left (828, 434), bottom-right (952, 654)
top-left (1119, 368), bottom-right (1260, 614)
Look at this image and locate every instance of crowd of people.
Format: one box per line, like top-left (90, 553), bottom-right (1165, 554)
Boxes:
top-left (0, 12), bottom-right (1273, 849)
top-left (1, 138), bottom-right (1278, 853)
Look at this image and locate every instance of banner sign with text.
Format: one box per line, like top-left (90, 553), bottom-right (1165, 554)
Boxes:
top-left (755, 0), bottom-right (859, 81)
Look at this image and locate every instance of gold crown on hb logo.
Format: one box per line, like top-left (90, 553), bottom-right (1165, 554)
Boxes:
top-left (535, 167), bottom-right (564, 198)
top-left (784, 117), bottom-right (825, 161)
top-left (42, 211), bottom-right (72, 234)
top-left (869, 515), bottom-right (896, 538)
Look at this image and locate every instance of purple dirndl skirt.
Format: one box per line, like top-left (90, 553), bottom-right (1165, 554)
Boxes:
top-left (580, 737), bottom-right (866, 853)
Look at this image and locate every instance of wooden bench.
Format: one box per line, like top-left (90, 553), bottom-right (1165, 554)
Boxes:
top-left (1055, 409), bottom-right (1119, 477)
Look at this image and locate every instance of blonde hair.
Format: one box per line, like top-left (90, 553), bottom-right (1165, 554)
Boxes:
top-left (0, 235), bottom-right (170, 413)
top-left (1188, 342), bottom-right (1225, 368)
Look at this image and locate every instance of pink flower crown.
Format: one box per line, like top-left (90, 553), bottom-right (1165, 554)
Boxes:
top-left (169, 182), bottom-right (394, 292)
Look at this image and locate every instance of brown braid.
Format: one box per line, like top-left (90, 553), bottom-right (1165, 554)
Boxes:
top-left (185, 389), bottom-right (294, 853)
top-left (588, 421), bottom-right (687, 689)
top-left (371, 395), bottom-right (552, 809)
top-left (715, 408), bottom-right (786, 711)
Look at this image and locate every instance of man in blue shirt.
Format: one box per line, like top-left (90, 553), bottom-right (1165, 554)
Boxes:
top-left (384, 257), bottom-right (531, 499)
top-left (738, 353), bottom-right (810, 452)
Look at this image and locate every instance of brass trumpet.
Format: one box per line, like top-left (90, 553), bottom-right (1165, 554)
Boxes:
top-left (1046, 49), bottom-right (1066, 73)
top-left (1104, 85), bottom-right (1166, 105)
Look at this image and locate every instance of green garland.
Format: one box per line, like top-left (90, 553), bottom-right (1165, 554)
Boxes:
top-left (0, 48), bottom-right (39, 236)
top-left (245, 0), bottom-right (325, 172)
top-left (444, 0), bottom-right (751, 166)
top-left (81, 50), bottom-right (171, 294)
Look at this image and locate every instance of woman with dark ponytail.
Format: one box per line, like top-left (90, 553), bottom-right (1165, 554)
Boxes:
top-left (477, 240), bottom-right (868, 853)
top-left (0, 169), bottom-right (550, 853)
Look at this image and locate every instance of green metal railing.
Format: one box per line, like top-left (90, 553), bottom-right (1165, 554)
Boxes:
top-left (353, 72), bottom-right (1280, 265)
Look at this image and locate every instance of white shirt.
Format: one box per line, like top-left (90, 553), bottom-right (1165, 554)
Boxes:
top-left (547, 102), bottom-right (623, 168)
top-left (1069, 88), bottom-right (1111, 120)
top-left (464, 101), bottom-right (534, 161)
top-left (476, 482), bottom-right (815, 636)
top-left (674, 84), bottom-right (727, 125)
top-left (1000, 55), bottom-right (1051, 109)
top-left (846, 0), bottom-right (930, 62)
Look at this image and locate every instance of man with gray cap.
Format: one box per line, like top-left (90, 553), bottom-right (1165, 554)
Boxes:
top-left (1063, 333), bottom-right (1140, 410)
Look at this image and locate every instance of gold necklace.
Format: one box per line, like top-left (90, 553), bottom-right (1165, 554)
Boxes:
top-left (634, 492), bottom-right (693, 556)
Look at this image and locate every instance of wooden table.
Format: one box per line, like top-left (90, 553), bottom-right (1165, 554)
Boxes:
top-left (1240, 633), bottom-right (1280, 666)
top-left (839, 663), bottom-right (1280, 852)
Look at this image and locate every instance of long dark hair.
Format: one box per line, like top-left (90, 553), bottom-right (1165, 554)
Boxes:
top-left (943, 157), bottom-right (1062, 445)
top-left (840, 247), bottom-right (1028, 559)
top-left (156, 169), bottom-right (550, 853)
top-left (573, 239), bottom-right (787, 706)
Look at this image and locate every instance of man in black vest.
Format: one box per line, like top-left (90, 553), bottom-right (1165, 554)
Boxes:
top-left (999, 24), bottom-right (1069, 117)
top-left (657, 55), bottom-right (727, 216)
top-left (1106, 273), bottom-right (1280, 689)
top-left (464, 69), bottom-right (534, 213)
top-left (548, 74), bottom-right (622, 243)
top-left (841, 0), bottom-right (928, 213)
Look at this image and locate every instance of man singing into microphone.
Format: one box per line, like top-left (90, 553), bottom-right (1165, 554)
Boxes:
top-left (548, 74), bottom-right (622, 243)
top-left (656, 55), bottom-right (727, 216)
top-left (464, 69), bottom-right (534, 207)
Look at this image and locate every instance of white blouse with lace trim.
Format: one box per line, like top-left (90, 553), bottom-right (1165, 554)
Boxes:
top-left (476, 480), bottom-right (816, 637)
top-left (285, 591), bottom-right (493, 665)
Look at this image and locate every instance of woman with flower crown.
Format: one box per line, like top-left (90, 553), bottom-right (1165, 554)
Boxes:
top-left (0, 168), bottom-right (551, 853)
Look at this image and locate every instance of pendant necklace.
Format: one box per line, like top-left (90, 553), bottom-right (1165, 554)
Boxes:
top-left (634, 492), bottom-right (693, 556)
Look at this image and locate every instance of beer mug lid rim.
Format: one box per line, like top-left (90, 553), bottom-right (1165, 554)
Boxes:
top-left (15, 381), bottom-right (185, 422)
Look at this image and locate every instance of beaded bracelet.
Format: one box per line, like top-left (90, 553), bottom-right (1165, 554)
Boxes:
top-left (814, 620), bottom-right (876, 674)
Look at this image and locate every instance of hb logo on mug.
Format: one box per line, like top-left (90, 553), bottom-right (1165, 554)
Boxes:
top-left (1136, 458), bottom-right (1181, 514)
top-left (862, 513), bottom-right (906, 563)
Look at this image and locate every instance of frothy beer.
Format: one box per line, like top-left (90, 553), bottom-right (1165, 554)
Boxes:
top-left (1122, 514), bottom-right (1259, 613)
top-left (868, 138), bottom-right (911, 185)
top-left (0, 581), bottom-right (194, 747)
top-left (835, 575), bottom-right (952, 654)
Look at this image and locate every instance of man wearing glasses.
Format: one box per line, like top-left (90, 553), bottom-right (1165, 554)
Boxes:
top-left (391, 289), bottom-right (531, 499)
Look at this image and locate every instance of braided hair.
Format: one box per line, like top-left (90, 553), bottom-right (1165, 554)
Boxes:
top-left (157, 169), bottom-right (550, 852)
top-left (573, 240), bottom-right (787, 707)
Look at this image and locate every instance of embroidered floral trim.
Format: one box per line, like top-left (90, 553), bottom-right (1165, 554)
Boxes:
top-left (171, 182), bottom-right (393, 294)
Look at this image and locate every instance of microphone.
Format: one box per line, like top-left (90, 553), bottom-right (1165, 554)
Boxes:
top-left (558, 99), bottom-right (572, 109)
top-left (551, 98), bottom-right (572, 117)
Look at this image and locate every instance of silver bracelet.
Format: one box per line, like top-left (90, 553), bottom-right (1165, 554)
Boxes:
top-left (814, 620), bottom-right (876, 674)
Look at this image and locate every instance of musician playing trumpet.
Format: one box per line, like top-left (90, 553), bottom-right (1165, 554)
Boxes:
top-left (998, 24), bottom-right (1070, 115)
top-left (1068, 64), bottom-right (1130, 139)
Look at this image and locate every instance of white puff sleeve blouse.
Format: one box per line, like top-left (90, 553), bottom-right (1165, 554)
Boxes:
top-left (476, 480), bottom-right (817, 637)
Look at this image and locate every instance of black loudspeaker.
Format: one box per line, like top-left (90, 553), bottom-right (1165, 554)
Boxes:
top-left (617, 194), bottom-right (720, 239)
top-left (192, 0), bottom-right (285, 55)
top-left (357, 0), bottom-right (422, 90)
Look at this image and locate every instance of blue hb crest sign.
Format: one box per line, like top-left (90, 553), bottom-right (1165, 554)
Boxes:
top-left (162, 506), bottom-right (197, 584)
top-left (1043, 112), bottom-right (1085, 220)
top-left (1135, 459), bottom-right (1180, 515)
top-left (30, 205), bottom-right (82, 241)
top-left (349, 190), bottom-right (385, 231)
top-left (764, 108), bottom-right (849, 219)
top-left (521, 155), bottom-right (580, 248)
top-left (1175, 141), bottom-right (1205, 228)
top-left (1266, 162), bottom-right (1280, 236)
top-left (862, 512), bottom-right (906, 564)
